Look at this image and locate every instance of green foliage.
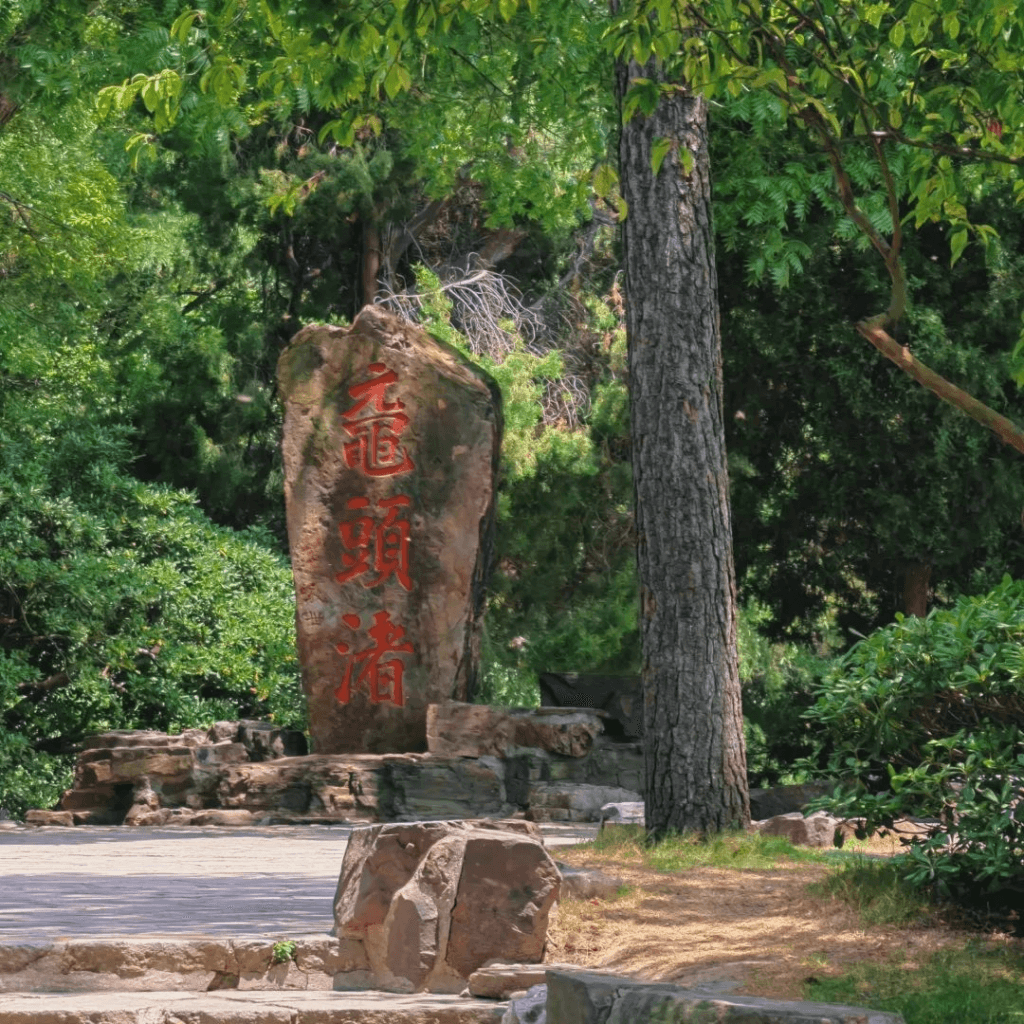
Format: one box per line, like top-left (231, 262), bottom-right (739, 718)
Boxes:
top-left (271, 940), bottom-right (297, 964)
top-left (805, 576), bottom-right (1024, 919)
top-left (414, 267), bottom-right (641, 697)
top-left (804, 943), bottom-right (1024, 1024)
top-left (0, 320), bottom-right (301, 819)
top-left (720, 183), bottom-right (1024, 642)
top-left (807, 858), bottom-right (932, 928)
top-left (737, 599), bottom-right (840, 786)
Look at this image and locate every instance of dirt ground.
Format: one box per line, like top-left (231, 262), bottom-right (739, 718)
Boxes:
top-left (543, 823), bottom-right (1020, 1001)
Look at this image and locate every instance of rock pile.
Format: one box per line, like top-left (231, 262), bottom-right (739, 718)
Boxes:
top-left (27, 704), bottom-right (644, 827)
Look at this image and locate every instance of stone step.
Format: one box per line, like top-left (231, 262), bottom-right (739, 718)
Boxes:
top-left (0, 988), bottom-right (507, 1023)
top-left (0, 934), bottom-right (352, 994)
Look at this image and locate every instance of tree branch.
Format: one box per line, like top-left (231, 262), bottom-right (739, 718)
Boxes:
top-left (857, 322), bottom-right (1024, 456)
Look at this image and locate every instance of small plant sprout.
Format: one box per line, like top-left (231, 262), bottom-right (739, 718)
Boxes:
top-left (272, 940), bottom-right (297, 964)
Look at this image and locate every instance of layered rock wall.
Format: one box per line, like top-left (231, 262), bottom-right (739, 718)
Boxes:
top-left (27, 705), bottom-right (644, 827)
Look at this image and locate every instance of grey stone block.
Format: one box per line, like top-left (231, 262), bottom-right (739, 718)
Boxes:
top-left (544, 969), bottom-right (906, 1024)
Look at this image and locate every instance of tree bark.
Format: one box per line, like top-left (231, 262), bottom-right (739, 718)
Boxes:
top-left (617, 60), bottom-right (749, 838)
top-left (902, 560), bottom-right (931, 618)
top-left (361, 216), bottom-right (382, 306)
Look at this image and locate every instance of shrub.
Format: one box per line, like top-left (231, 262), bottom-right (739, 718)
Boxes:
top-left (805, 575), bottom-right (1024, 926)
top-left (0, 412), bottom-right (302, 819)
top-left (738, 599), bottom-right (839, 786)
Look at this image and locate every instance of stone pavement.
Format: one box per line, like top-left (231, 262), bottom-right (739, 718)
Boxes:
top-left (0, 821), bottom-right (599, 942)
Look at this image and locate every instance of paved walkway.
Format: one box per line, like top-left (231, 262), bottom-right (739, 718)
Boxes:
top-left (0, 822), bottom-right (598, 942)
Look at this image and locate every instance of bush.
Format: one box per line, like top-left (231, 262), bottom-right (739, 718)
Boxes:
top-left (738, 599), bottom-right (839, 786)
top-left (805, 575), bottom-right (1024, 926)
top-left (0, 412), bottom-right (302, 819)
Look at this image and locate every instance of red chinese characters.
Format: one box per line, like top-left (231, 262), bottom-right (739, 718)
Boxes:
top-left (334, 611), bottom-right (414, 706)
top-left (333, 362), bottom-right (416, 707)
top-left (341, 362), bottom-right (415, 477)
top-left (336, 496), bottom-right (412, 591)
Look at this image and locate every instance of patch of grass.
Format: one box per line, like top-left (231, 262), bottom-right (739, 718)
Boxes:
top-left (805, 942), bottom-right (1024, 1024)
top-left (584, 825), bottom-right (830, 872)
top-left (807, 857), bottom-right (933, 928)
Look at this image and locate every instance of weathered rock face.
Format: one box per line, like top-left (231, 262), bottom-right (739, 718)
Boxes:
top-left (27, 709), bottom-right (646, 827)
top-left (526, 783), bottom-right (642, 823)
top-left (598, 801), bottom-right (645, 833)
top-left (38, 721), bottom-right (308, 826)
top-left (426, 702), bottom-right (606, 759)
top-left (334, 820), bottom-right (560, 994)
top-left (278, 307), bottom-right (503, 755)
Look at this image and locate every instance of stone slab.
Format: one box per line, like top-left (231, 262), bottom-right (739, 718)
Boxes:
top-left (0, 988), bottom-right (508, 1023)
top-left (544, 969), bottom-right (906, 1024)
top-left (0, 935), bottom-right (366, 993)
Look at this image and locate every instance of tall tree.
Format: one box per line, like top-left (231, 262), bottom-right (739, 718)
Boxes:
top-left (97, 0), bottom-right (1024, 841)
top-left (616, 55), bottom-right (749, 832)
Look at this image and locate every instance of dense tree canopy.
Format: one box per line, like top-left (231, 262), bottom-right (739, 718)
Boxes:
top-left (4, 0), bottom-right (1024, 826)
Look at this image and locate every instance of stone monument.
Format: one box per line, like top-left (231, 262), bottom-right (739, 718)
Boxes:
top-left (277, 306), bottom-right (503, 754)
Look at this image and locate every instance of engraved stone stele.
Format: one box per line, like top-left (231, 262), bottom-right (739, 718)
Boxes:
top-left (277, 305), bottom-right (503, 754)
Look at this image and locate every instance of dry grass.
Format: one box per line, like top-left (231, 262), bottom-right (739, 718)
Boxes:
top-left (543, 823), bottom-right (1021, 1001)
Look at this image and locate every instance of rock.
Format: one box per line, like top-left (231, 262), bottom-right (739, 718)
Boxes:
top-left (544, 969), bottom-right (906, 1024)
top-left (501, 982), bottom-right (548, 1024)
top-left (24, 810), bottom-right (74, 826)
top-left (552, 863), bottom-right (624, 901)
top-left (469, 963), bottom-right (577, 1000)
top-left (189, 809), bottom-right (258, 826)
top-left (218, 752), bottom-right (514, 822)
top-left (334, 819), bottom-right (558, 993)
top-left (510, 709), bottom-right (605, 758)
top-left (277, 306), bottom-right (503, 755)
top-left (122, 775), bottom-right (160, 826)
top-left (427, 703), bottom-right (518, 758)
top-left (749, 782), bottom-right (833, 820)
top-left (755, 811), bottom-right (840, 848)
top-left (538, 673), bottom-right (642, 740)
top-left (427, 702), bottom-right (606, 759)
top-left (598, 802), bottom-right (645, 832)
top-left (526, 783), bottom-right (642, 823)
top-left (237, 720), bottom-right (309, 761)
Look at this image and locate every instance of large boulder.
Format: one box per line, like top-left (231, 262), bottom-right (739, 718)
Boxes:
top-left (278, 306), bottom-right (503, 754)
top-left (334, 819), bottom-right (560, 993)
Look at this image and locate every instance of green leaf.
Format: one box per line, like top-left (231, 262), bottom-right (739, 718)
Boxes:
top-left (592, 162), bottom-right (619, 198)
top-left (170, 10), bottom-right (201, 43)
top-left (383, 62), bottom-right (411, 100)
top-left (949, 228), bottom-right (969, 266)
top-left (889, 20), bottom-right (905, 48)
top-left (650, 136), bottom-right (673, 177)
top-left (499, 0), bottom-right (517, 22)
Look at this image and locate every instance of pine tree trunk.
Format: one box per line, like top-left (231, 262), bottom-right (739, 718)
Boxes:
top-left (617, 60), bottom-right (749, 837)
top-left (902, 561), bottom-right (931, 618)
